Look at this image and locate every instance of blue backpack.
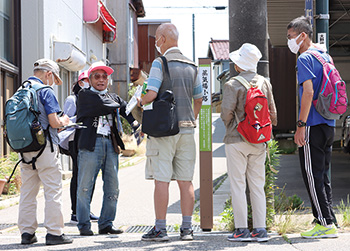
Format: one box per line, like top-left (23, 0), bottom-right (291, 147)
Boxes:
top-left (4, 80), bottom-right (52, 181)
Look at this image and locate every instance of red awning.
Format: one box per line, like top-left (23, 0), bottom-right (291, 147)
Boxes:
top-left (83, 0), bottom-right (117, 43)
top-left (99, 0), bottom-right (117, 43)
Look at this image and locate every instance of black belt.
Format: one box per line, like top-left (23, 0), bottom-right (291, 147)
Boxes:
top-left (96, 134), bottom-right (111, 139)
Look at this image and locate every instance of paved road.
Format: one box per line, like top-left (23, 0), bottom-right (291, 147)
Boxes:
top-left (0, 113), bottom-right (349, 250)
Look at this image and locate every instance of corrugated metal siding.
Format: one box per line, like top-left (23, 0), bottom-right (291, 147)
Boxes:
top-left (267, 0), bottom-right (306, 47)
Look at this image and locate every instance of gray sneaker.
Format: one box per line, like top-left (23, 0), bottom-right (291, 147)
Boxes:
top-left (251, 228), bottom-right (269, 242)
top-left (227, 228), bottom-right (251, 242)
top-left (141, 227), bottom-right (169, 242)
top-left (180, 228), bottom-right (193, 241)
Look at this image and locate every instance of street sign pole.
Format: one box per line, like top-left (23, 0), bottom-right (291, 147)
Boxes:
top-left (198, 58), bottom-right (213, 231)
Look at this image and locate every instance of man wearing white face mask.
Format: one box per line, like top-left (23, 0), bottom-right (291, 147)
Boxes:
top-left (18, 59), bottom-right (72, 245)
top-left (287, 16), bottom-right (338, 239)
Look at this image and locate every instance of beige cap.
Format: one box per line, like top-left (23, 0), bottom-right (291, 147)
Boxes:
top-left (33, 58), bottom-right (63, 85)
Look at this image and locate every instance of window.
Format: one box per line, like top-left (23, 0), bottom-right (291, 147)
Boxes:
top-left (0, 0), bottom-right (15, 63)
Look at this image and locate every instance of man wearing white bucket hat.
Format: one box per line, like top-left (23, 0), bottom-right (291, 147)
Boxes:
top-left (221, 43), bottom-right (277, 242)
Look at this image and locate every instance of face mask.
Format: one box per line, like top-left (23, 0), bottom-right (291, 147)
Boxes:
top-left (288, 33), bottom-right (303, 54)
top-left (155, 37), bottom-right (162, 54)
top-left (91, 86), bottom-right (108, 94)
top-left (82, 81), bottom-right (89, 88)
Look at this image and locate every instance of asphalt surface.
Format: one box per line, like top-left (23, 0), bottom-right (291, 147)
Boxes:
top-left (0, 113), bottom-right (349, 250)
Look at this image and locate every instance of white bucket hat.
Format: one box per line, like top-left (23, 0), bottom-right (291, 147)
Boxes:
top-left (229, 43), bottom-right (262, 72)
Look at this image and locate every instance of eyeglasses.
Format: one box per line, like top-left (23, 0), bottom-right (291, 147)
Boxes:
top-left (92, 73), bottom-right (108, 80)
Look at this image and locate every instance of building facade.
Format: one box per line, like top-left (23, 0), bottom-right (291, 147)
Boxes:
top-left (1, 0), bottom-right (145, 170)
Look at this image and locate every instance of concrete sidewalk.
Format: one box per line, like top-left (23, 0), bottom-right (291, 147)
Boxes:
top-left (0, 113), bottom-right (349, 250)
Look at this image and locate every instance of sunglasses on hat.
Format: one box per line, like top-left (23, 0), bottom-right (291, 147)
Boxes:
top-left (92, 73), bottom-right (108, 80)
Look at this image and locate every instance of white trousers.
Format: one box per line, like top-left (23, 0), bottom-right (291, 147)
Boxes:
top-left (18, 143), bottom-right (64, 235)
top-left (225, 141), bottom-right (267, 229)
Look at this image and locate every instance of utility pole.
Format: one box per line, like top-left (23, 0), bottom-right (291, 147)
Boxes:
top-left (228, 0), bottom-right (269, 78)
top-left (315, 0), bottom-right (329, 51)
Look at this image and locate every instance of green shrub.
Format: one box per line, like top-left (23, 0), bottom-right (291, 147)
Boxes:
top-left (264, 140), bottom-right (280, 229)
top-left (220, 198), bottom-right (235, 231)
top-left (274, 186), bottom-right (304, 212)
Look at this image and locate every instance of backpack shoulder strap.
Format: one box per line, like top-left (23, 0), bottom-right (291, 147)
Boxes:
top-left (30, 81), bottom-right (52, 92)
top-left (233, 76), bottom-right (251, 90)
top-left (307, 50), bottom-right (328, 66)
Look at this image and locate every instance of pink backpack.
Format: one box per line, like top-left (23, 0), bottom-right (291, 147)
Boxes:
top-left (234, 76), bottom-right (272, 144)
top-left (307, 50), bottom-right (348, 120)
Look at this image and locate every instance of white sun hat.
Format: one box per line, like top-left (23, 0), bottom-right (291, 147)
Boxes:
top-left (229, 43), bottom-right (262, 72)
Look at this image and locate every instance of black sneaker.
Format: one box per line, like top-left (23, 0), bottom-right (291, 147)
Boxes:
top-left (141, 226), bottom-right (169, 242)
top-left (227, 228), bottom-right (251, 242)
top-left (90, 212), bottom-right (99, 222)
top-left (70, 214), bottom-right (78, 224)
top-left (180, 228), bottom-right (193, 241)
top-left (251, 228), bottom-right (269, 242)
top-left (21, 233), bottom-right (38, 245)
top-left (45, 233), bottom-right (73, 245)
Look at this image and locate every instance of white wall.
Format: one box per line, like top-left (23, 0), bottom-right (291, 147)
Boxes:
top-left (21, 0), bottom-right (107, 171)
top-left (21, 0), bottom-right (105, 80)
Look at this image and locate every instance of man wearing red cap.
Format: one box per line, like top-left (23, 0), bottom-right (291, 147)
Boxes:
top-left (75, 61), bottom-right (138, 236)
top-left (58, 70), bottom-right (99, 224)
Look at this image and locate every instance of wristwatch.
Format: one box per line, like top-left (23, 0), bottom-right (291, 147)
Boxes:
top-left (296, 120), bottom-right (306, 127)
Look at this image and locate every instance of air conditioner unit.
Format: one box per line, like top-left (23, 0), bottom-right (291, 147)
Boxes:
top-left (53, 42), bottom-right (87, 71)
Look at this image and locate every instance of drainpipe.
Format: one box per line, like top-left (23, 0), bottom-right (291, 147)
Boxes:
top-left (315, 0), bottom-right (329, 51)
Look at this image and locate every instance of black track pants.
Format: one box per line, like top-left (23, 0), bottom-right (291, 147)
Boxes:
top-left (298, 124), bottom-right (336, 226)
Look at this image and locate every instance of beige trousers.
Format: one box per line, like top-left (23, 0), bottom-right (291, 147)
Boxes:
top-left (225, 141), bottom-right (267, 229)
top-left (18, 143), bottom-right (64, 235)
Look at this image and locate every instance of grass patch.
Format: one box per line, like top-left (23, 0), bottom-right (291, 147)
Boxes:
top-left (337, 194), bottom-right (350, 227)
top-left (272, 209), bottom-right (311, 235)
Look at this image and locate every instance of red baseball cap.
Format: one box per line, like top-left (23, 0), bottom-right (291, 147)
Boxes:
top-left (78, 70), bottom-right (89, 81)
top-left (88, 61), bottom-right (114, 77)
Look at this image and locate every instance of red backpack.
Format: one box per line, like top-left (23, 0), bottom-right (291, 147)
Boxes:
top-left (234, 76), bottom-right (272, 144)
